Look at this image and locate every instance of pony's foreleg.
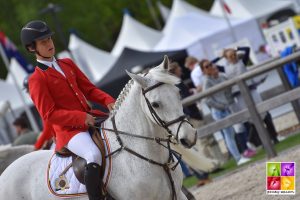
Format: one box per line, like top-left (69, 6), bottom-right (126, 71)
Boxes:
top-left (181, 186), bottom-right (195, 200)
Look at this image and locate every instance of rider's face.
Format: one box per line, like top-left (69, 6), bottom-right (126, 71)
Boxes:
top-left (35, 37), bottom-right (55, 60)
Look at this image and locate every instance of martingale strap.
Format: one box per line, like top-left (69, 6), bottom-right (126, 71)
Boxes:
top-left (100, 116), bottom-right (179, 200)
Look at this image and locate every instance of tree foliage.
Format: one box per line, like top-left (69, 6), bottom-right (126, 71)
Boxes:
top-left (0, 0), bottom-right (213, 78)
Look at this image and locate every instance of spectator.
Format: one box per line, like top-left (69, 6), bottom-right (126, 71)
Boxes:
top-left (220, 47), bottom-right (256, 151)
top-left (170, 62), bottom-right (226, 161)
top-left (256, 44), bottom-right (272, 63)
top-left (200, 59), bottom-right (250, 166)
top-left (281, 45), bottom-right (299, 88)
top-left (169, 62), bottom-right (223, 186)
top-left (169, 62), bottom-right (203, 126)
top-left (12, 117), bottom-right (38, 146)
top-left (184, 56), bottom-right (203, 93)
top-left (221, 46), bottom-right (280, 145)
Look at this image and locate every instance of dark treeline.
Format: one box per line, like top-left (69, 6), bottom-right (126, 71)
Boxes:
top-left (0, 0), bottom-right (212, 78)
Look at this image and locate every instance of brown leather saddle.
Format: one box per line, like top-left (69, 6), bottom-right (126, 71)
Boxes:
top-left (56, 127), bottom-right (106, 185)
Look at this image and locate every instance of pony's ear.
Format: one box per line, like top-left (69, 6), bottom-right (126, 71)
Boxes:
top-left (158, 55), bottom-right (169, 70)
top-left (126, 70), bottom-right (148, 88)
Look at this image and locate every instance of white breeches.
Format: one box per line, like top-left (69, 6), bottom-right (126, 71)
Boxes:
top-left (67, 131), bottom-right (102, 165)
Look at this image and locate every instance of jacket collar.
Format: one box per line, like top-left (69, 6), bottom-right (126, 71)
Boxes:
top-left (36, 62), bottom-right (49, 71)
top-left (36, 60), bottom-right (66, 80)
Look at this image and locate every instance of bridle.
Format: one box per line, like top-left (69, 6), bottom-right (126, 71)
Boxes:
top-left (95, 81), bottom-right (196, 200)
top-left (142, 82), bottom-right (194, 145)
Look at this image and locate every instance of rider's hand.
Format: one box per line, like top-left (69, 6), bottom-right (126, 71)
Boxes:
top-left (107, 103), bottom-right (115, 111)
top-left (85, 113), bottom-right (95, 126)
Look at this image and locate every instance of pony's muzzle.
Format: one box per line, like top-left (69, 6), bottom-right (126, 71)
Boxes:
top-left (180, 131), bottom-right (197, 148)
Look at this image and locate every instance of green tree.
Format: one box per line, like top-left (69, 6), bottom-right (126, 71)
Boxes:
top-left (0, 0), bottom-right (212, 79)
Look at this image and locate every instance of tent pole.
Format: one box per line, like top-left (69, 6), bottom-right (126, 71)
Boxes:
top-left (0, 44), bottom-right (40, 133)
top-left (219, 0), bottom-right (238, 42)
top-left (146, 0), bottom-right (162, 30)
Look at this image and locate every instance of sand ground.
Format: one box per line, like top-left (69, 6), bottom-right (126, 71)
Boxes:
top-left (193, 145), bottom-right (300, 200)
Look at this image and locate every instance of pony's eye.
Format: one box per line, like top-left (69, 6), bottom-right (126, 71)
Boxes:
top-left (151, 102), bottom-right (159, 108)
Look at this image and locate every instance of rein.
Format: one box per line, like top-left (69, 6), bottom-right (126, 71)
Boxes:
top-left (93, 82), bottom-right (191, 200)
top-left (94, 116), bottom-right (180, 200)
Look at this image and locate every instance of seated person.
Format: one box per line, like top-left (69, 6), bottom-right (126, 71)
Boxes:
top-left (12, 117), bottom-right (38, 146)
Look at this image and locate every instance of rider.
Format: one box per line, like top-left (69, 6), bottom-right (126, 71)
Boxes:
top-left (21, 20), bottom-right (115, 200)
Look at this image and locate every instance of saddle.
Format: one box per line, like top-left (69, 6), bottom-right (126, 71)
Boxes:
top-left (56, 126), bottom-right (106, 185)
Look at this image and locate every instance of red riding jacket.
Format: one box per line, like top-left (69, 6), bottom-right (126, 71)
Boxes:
top-left (29, 58), bottom-right (115, 151)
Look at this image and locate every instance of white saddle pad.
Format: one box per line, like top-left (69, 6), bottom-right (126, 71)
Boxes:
top-left (46, 127), bottom-right (112, 198)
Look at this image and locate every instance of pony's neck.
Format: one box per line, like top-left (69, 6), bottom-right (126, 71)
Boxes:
top-left (110, 82), bottom-right (170, 162)
top-left (113, 82), bottom-right (157, 134)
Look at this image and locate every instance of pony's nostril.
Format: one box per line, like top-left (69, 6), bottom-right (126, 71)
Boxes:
top-left (180, 139), bottom-right (189, 147)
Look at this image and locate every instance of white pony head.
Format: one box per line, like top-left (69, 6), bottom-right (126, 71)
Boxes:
top-left (126, 56), bottom-right (197, 148)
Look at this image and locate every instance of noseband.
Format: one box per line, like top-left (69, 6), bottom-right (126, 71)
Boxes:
top-left (142, 82), bottom-right (192, 143)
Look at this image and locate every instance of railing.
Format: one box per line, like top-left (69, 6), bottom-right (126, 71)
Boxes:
top-left (181, 51), bottom-right (300, 158)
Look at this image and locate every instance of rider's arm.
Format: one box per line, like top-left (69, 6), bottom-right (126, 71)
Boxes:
top-left (34, 120), bottom-right (54, 150)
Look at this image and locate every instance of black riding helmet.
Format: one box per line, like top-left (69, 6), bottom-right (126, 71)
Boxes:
top-left (20, 20), bottom-right (54, 52)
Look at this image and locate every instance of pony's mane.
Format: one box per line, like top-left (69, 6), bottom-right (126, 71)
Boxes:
top-left (111, 79), bottom-right (134, 115)
top-left (111, 66), bottom-right (180, 115)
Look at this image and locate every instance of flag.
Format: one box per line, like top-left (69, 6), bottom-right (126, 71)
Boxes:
top-left (222, 0), bottom-right (231, 14)
top-left (0, 31), bottom-right (33, 73)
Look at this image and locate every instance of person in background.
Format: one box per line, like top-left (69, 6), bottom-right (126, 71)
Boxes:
top-left (281, 45), bottom-right (299, 88)
top-left (12, 117), bottom-right (38, 146)
top-left (184, 56), bottom-right (203, 93)
top-left (200, 59), bottom-right (251, 166)
top-left (256, 44), bottom-right (272, 63)
top-left (169, 62), bottom-right (223, 186)
top-left (169, 62), bottom-right (203, 126)
top-left (214, 47), bottom-right (261, 153)
top-left (221, 46), bottom-right (281, 146)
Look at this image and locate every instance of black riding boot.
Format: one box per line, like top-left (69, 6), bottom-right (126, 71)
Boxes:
top-left (84, 162), bottom-right (104, 200)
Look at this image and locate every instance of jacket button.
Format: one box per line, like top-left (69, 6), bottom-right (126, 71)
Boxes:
top-left (70, 84), bottom-right (73, 87)
top-left (76, 93), bottom-right (78, 96)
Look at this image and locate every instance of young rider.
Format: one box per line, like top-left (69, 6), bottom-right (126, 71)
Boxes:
top-left (21, 20), bottom-right (115, 200)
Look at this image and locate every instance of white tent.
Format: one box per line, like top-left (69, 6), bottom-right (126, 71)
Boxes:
top-left (0, 80), bottom-right (32, 110)
top-left (155, 11), bottom-right (265, 60)
top-left (162, 0), bottom-right (212, 35)
top-left (5, 59), bottom-right (28, 89)
top-left (68, 34), bottom-right (116, 83)
top-left (111, 14), bottom-right (162, 56)
top-left (57, 50), bottom-right (71, 59)
top-left (210, 0), bottom-right (294, 19)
